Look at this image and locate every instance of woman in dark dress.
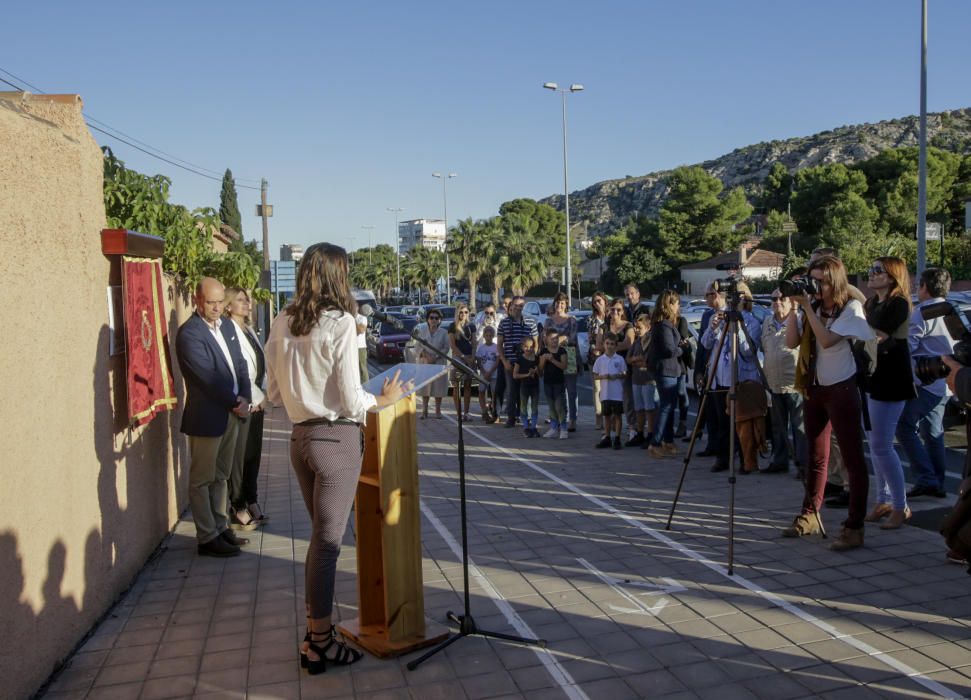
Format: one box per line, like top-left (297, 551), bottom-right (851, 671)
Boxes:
top-left (863, 256), bottom-right (917, 530)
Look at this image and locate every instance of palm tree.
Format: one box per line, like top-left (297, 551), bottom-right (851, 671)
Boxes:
top-left (499, 212), bottom-right (549, 295)
top-left (448, 217), bottom-right (493, 311)
top-left (481, 216), bottom-right (507, 305)
top-left (403, 246), bottom-right (445, 303)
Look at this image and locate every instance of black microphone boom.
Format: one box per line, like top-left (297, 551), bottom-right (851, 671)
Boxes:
top-left (360, 304), bottom-right (404, 330)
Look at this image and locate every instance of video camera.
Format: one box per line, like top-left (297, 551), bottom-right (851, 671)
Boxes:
top-left (712, 264), bottom-right (748, 309)
top-left (914, 301), bottom-right (971, 385)
top-left (778, 275), bottom-right (822, 299)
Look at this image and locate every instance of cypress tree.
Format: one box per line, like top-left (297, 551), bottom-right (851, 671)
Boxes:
top-left (219, 168), bottom-right (243, 243)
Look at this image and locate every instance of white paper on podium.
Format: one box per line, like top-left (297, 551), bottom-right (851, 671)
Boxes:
top-left (363, 363), bottom-right (449, 412)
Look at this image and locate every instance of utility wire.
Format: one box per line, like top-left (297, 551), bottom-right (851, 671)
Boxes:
top-left (0, 66), bottom-right (262, 188)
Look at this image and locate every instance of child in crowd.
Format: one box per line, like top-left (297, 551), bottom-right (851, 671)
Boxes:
top-left (593, 333), bottom-right (627, 449)
top-left (539, 328), bottom-right (568, 439)
top-left (561, 331), bottom-right (580, 432)
top-left (513, 337), bottom-right (541, 437)
top-left (626, 314), bottom-right (658, 448)
top-left (476, 325), bottom-right (500, 421)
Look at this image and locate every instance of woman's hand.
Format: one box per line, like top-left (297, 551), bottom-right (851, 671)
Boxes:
top-left (792, 292), bottom-right (812, 311)
top-left (380, 369), bottom-right (413, 404)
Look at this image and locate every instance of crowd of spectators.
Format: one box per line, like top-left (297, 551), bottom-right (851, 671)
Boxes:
top-left (406, 248), bottom-right (966, 560)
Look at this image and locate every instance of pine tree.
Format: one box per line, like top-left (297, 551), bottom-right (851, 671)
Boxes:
top-left (219, 168), bottom-right (243, 243)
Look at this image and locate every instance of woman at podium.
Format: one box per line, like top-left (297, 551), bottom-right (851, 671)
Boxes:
top-left (265, 242), bottom-right (409, 675)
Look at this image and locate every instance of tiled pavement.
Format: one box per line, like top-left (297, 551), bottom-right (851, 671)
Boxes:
top-left (42, 403), bottom-right (971, 700)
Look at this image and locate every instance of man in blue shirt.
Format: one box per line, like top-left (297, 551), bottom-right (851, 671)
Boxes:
top-left (898, 268), bottom-right (956, 498)
top-left (497, 296), bottom-right (539, 426)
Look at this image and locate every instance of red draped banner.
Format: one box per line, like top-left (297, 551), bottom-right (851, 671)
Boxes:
top-left (122, 257), bottom-right (177, 425)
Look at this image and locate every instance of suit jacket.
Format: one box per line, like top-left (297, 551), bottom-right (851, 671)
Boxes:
top-left (176, 314), bottom-right (252, 437)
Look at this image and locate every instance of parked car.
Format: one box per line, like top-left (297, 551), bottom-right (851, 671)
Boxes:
top-left (367, 315), bottom-right (419, 364)
top-left (418, 304), bottom-right (456, 324)
top-left (384, 305), bottom-right (421, 318)
top-left (522, 299), bottom-right (553, 325)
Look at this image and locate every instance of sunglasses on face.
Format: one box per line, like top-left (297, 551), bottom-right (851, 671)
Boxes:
top-left (869, 266), bottom-right (886, 276)
top-left (485, 312), bottom-right (495, 316)
top-left (428, 316), bottom-right (441, 321)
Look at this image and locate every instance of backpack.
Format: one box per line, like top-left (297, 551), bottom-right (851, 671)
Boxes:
top-left (940, 476), bottom-right (971, 575)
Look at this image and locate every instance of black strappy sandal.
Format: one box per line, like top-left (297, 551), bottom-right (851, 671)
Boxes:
top-left (304, 626), bottom-right (364, 675)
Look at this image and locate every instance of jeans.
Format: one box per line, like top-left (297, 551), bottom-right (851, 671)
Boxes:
top-left (544, 381), bottom-right (566, 427)
top-left (803, 379), bottom-right (869, 529)
top-left (677, 375), bottom-right (689, 423)
top-left (896, 387), bottom-right (948, 490)
top-left (564, 373), bottom-right (579, 423)
top-left (520, 384), bottom-right (540, 429)
top-left (623, 372), bottom-right (636, 432)
top-left (504, 368), bottom-right (521, 421)
top-left (867, 397), bottom-right (907, 510)
top-left (496, 365), bottom-right (506, 412)
top-left (653, 376), bottom-right (680, 445)
top-left (769, 391), bottom-right (807, 469)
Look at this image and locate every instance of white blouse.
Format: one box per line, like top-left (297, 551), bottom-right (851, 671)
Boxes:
top-left (265, 309), bottom-right (376, 423)
top-left (232, 319), bottom-right (266, 407)
top-left (793, 299), bottom-right (874, 387)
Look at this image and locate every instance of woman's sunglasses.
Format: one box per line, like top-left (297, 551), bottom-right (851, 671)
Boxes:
top-left (869, 266), bottom-right (886, 276)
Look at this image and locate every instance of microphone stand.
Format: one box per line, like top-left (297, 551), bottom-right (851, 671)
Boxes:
top-left (405, 326), bottom-right (546, 671)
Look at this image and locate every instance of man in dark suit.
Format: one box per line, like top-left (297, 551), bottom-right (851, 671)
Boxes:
top-left (176, 277), bottom-right (252, 557)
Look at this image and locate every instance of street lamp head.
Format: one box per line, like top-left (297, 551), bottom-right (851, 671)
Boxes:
top-left (448, 173), bottom-right (457, 179)
top-left (570, 84), bottom-right (584, 93)
top-left (432, 172), bottom-right (441, 178)
top-left (543, 82), bottom-right (558, 90)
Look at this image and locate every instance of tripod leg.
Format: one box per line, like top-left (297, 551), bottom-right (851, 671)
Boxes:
top-left (666, 386), bottom-right (712, 530)
top-left (667, 325), bottom-right (730, 531)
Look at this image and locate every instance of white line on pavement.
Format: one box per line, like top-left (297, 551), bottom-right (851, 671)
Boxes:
top-left (447, 415), bottom-right (965, 700)
top-left (418, 501), bottom-right (590, 700)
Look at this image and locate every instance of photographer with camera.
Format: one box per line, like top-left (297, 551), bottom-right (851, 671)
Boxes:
top-left (862, 257), bottom-right (916, 530)
top-left (782, 255), bottom-right (875, 551)
top-left (897, 268), bottom-right (955, 499)
top-left (700, 279), bottom-right (763, 474)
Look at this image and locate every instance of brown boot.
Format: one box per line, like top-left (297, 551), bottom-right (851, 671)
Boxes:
top-left (830, 526), bottom-right (864, 551)
top-left (864, 503), bottom-right (892, 522)
top-left (781, 513), bottom-right (822, 538)
top-left (880, 507), bottom-right (912, 530)
top-left (662, 442), bottom-right (680, 457)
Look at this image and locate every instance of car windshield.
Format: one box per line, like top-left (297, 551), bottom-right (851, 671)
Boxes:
top-left (382, 318), bottom-right (418, 335)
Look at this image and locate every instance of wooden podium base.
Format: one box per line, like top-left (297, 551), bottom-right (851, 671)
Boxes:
top-left (339, 617), bottom-right (450, 658)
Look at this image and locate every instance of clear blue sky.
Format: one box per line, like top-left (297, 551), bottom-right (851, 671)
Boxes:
top-left (5, 1), bottom-right (970, 256)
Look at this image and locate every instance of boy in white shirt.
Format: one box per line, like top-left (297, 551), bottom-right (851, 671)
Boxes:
top-left (593, 333), bottom-right (627, 449)
top-left (475, 325), bottom-right (500, 420)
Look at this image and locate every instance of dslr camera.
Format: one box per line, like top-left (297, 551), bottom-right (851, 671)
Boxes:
top-left (778, 275), bottom-right (821, 298)
top-left (913, 301), bottom-right (971, 385)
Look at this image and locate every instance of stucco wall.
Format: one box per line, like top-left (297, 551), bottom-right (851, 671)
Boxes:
top-left (0, 93), bottom-right (190, 699)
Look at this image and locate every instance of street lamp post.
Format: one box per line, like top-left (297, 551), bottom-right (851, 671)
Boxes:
top-left (543, 82), bottom-right (584, 308)
top-left (433, 172), bottom-right (456, 302)
top-left (916, 0), bottom-right (929, 277)
top-left (387, 207), bottom-right (404, 294)
top-left (361, 225), bottom-right (374, 263)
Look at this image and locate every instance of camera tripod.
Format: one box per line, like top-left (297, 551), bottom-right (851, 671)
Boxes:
top-left (664, 297), bottom-right (825, 574)
top-left (405, 329), bottom-right (545, 671)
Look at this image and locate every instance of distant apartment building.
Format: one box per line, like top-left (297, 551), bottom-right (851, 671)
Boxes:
top-left (279, 243), bottom-right (304, 262)
top-left (398, 219), bottom-right (446, 254)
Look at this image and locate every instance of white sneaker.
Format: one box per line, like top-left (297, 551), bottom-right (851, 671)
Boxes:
top-left (543, 427), bottom-right (559, 438)
top-left (559, 429), bottom-right (569, 440)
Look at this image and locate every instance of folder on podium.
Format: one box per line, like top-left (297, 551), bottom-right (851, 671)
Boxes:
top-left (338, 363), bottom-right (450, 657)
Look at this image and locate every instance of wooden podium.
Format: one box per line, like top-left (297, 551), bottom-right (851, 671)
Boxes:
top-left (338, 364), bottom-right (450, 657)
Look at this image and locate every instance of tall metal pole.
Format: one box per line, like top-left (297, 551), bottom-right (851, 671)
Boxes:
top-left (387, 207), bottom-right (404, 294)
top-left (560, 91), bottom-right (572, 309)
top-left (260, 178), bottom-right (272, 331)
top-left (361, 225), bottom-right (375, 264)
top-left (445, 180), bottom-right (451, 302)
top-left (433, 173), bottom-right (456, 302)
top-left (917, 0), bottom-right (928, 277)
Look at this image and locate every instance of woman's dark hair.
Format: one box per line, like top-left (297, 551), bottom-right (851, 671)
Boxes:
top-left (551, 292), bottom-right (569, 313)
top-left (286, 243), bottom-right (357, 337)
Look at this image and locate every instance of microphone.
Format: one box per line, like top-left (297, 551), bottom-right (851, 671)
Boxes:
top-left (360, 304), bottom-right (404, 330)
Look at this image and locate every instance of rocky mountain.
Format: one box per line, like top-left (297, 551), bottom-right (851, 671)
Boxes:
top-left (540, 108), bottom-right (971, 237)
